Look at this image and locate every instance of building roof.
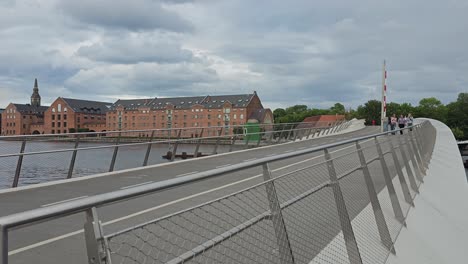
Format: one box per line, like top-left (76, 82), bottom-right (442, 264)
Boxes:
top-left (109, 93), bottom-right (257, 111)
top-left (110, 99), bottom-right (155, 110)
top-left (202, 94), bottom-right (255, 109)
top-left (12, 104), bottom-right (48, 114)
top-left (61, 98), bottom-right (112, 114)
top-left (149, 96), bottom-right (206, 110)
top-left (248, 108), bottom-right (272, 123)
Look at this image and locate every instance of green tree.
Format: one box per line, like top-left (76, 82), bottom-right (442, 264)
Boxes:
top-left (330, 103), bottom-right (345, 114)
top-left (446, 93), bottom-right (468, 140)
top-left (356, 100), bottom-right (381, 125)
top-left (451, 127), bottom-right (465, 140)
top-left (415, 97), bottom-right (447, 122)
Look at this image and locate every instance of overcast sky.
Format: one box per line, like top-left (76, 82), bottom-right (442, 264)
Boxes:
top-left (1, 0), bottom-right (468, 110)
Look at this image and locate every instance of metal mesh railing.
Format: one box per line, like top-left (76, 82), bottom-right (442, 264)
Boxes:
top-left (0, 120), bottom-right (350, 189)
top-left (101, 122), bottom-right (436, 264)
top-left (0, 121), bottom-right (436, 264)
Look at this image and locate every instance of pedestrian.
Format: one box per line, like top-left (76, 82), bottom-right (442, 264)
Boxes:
top-left (387, 116), bottom-right (391, 132)
top-left (390, 114), bottom-right (397, 135)
top-left (398, 114), bottom-right (406, 134)
top-left (407, 113), bottom-right (414, 131)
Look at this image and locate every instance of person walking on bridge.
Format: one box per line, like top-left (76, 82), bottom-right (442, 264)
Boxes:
top-left (390, 114), bottom-right (397, 135)
top-left (398, 114), bottom-right (406, 134)
top-left (407, 113), bottom-right (414, 131)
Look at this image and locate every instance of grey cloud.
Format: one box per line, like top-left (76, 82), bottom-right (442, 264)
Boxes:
top-left (76, 35), bottom-right (193, 64)
top-left (58, 0), bottom-right (193, 32)
top-left (64, 63), bottom-right (219, 96)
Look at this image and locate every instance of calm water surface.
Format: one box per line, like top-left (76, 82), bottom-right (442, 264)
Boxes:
top-left (0, 140), bottom-right (242, 189)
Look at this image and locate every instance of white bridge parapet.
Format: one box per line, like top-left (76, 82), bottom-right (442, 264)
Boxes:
top-left (310, 119), bottom-right (468, 264)
top-left (387, 119), bottom-right (468, 264)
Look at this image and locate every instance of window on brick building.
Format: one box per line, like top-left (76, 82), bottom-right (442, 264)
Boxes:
top-left (240, 114), bottom-right (244, 119)
top-left (22, 124), bottom-right (26, 128)
top-left (208, 114), bottom-right (211, 119)
top-left (23, 116), bottom-right (26, 119)
top-left (77, 117), bottom-right (80, 123)
top-left (208, 122), bottom-right (211, 127)
top-left (51, 130), bottom-right (55, 134)
top-left (132, 123), bottom-right (135, 127)
top-left (57, 122), bottom-right (61, 128)
top-left (218, 114), bottom-right (221, 119)
top-left (233, 114), bottom-right (237, 119)
top-left (58, 114), bottom-right (61, 120)
top-left (64, 122), bottom-right (67, 127)
top-left (52, 122), bottom-right (55, 127)
top-left (52, 115), bottom-right (55, 120)
top-left (64, 114), bottom-right (67, 120)
top-left (183, 122), bottom-right (186, 127)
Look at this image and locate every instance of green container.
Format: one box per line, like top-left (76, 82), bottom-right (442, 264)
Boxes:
top-left (244, 122), bottom-right (260, 142)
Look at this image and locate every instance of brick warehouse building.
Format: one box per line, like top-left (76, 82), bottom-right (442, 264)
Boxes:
top-left (106, 92), bottom-right (273, 137)
top-left (42, 97), bottom-right (112, 134)
top-left (1, 79), bottom-right (49, 135)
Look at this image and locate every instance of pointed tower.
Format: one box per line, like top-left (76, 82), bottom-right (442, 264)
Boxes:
top-left (31, 78), bottom-right (41, 107)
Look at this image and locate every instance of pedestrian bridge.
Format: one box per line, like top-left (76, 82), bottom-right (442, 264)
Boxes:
top-left (0, 119), bottom-right (467, 264)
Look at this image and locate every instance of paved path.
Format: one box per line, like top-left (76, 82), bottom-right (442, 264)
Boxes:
top-left (4, 126), bottom-right (382, 264)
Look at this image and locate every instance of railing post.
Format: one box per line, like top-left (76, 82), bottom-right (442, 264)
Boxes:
top-left (194, 128), bottom-right (204, 157)
top-left (286, 125), bottom-right (293, 141)
top-left (408, 129), bottom-right (426, 175)
top-left (324, 149), bottom-right (362, 264)
top-left (0, 226), bottom-right (7, 264)
top-left (12, 140), bottom-right (27, 188)
top-left (262, 163), bottom-right (295, 264)
top-left (277, 124), bottom-right (285, 143)
top-left (388, 138), bottom-right (414, 206)
top-left (374, 137), bottom-right (405, 225)
top-left (67, 135), bottom-right (81, 179)
top-left (142, 130), bottom-right (155, 166)
top-left (306, 128), bottom-right (312, 139)
top-left (170, 129), bottom-right (182, 162)
top-left (292, 128), bottom-right (298, 141)
top-left (413, 125), bottom-right (429, 169)
top-left (268, 129), bottom-right (275, 144)
top-left (109, 132), bottom-right (121, 172)
top-left (244, 130), bottom-right (250, 148)
top-left (212, 128), bottom-right (223, 154)
top-left (256, 129), bottom-right (262, 147)
top-left (355, 141), bottom-right (395, 254)
top-left (397, 136), bottom-right (419, 193)
top-left (84, 207), bottom-right (109, 264)
top-left (403, 134), bottom-right (424, 183)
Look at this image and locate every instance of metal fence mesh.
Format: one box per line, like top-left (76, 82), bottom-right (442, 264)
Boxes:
top-left (103, 125), bottom-right (436, 264)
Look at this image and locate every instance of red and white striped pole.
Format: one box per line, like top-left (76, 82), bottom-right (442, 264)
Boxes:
top-left (381, 60), bottom-right (387, 132)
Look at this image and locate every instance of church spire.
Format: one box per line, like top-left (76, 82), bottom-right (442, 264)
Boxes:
top-left (31, 78), bottom-right (41, 107)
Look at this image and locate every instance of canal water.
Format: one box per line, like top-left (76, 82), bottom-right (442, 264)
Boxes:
top-left (0, 140), bottom-right (243, 189)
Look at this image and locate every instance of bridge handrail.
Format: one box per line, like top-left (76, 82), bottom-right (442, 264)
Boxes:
top-left (0, 120), bottom-right (351, 189)
top-left (0, 120), bottom-right (436, 264)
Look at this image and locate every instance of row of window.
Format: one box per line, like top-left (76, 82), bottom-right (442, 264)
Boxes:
top-left (51, 122), bottom-right (67, 128)
top-left (51, 130), bottom-right (68, 134)
top-left (51, 114), bottom-right (67, 120)
top-left (109, 121), bottom-right (241, 129)
top-left (5, 122), bottom-right (16, 127)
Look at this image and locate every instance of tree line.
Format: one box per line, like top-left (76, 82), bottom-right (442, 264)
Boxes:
top-left (273, 93), bottom-right (468, 140)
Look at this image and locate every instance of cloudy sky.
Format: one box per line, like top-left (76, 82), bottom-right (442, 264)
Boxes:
top-left (1, 0), bottom-right (468, 110)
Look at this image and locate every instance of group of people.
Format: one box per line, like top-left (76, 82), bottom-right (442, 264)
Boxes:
top-left (385, 113), bottom-right (414, 134)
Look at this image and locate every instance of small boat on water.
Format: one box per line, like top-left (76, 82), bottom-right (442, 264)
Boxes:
top-left (458, 141), bottom-right (468, 168)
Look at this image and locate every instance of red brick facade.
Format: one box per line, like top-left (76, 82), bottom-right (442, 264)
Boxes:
top-left (42, 97), bottom-right (110, 134)
top-left (106, 93), bottom-right (271, 137)
top-left (1, 103), bottom-right (47, 135)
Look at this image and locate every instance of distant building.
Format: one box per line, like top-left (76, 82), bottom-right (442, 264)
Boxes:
top-left (1, 79), bottom-right (49, 135)
top-left (298, 114), bottom-right (346, 129)
top-left (0, 108), bottom-right (4, 134)
top-left (42, 97), bottom-right (112, 134)
top-left (106, 92), bottom-right (273, 137)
